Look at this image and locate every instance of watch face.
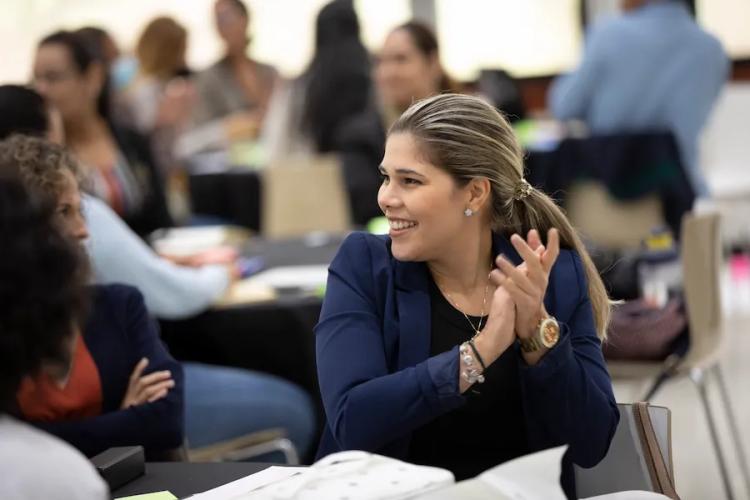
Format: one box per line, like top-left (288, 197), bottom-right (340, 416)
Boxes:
top-left (541, 319), bottom-right (560, 348)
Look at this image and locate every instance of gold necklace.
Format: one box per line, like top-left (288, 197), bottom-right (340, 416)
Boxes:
top-left (438, 271), bottom-right (492, 338)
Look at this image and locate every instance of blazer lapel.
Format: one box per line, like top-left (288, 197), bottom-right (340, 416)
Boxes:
top-left (394, 260), bottom-right (431, 371)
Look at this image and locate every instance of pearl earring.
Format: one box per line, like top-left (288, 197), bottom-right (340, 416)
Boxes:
top-left (464, 208), bottom-right (474, 217)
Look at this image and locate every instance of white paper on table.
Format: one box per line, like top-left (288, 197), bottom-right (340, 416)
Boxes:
top-left (475, 445), bottom-right (568, 500)
top-left (215, 279), bottom-right (277, 307)
top-left (582, 492), bottom-right (671, 500)
top-left (188, 466), bottom-right (306, 500)
top-left (152, 227), bottom-right (231, 255)
top-left (247, 265), bottom-right (329, 290)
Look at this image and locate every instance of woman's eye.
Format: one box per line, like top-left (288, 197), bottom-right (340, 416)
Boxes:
top-left (403, 178), bottom-right (421, 185)
top-left (380, 173), bottom-right (390, 184)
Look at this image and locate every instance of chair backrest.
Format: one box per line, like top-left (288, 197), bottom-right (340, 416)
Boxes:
top-left (566, 181), bottom-right (666, 250)
top-left (261, 155), bottom-right (351, 238)
top-left (679, 212), bottom-right (723, 370)
top-left (574, 403), bottom-right (673, 498)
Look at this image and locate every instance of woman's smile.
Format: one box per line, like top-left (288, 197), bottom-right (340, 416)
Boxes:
top-left (387, 217), bottom-right (418, 237)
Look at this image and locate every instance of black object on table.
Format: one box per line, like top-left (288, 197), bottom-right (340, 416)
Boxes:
top-left (189, 169), bottom-right (262, 231)
top-left (92, 446), bottom-right (145, 491)
top-left (111, 462), bottom-right (270, 499)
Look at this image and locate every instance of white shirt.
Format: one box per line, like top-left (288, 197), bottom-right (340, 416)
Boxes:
top-left (0, 416), bottom-right (108, 500)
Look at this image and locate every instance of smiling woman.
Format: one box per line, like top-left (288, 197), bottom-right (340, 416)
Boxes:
top-left (315, 93), bottom-right (619, 498)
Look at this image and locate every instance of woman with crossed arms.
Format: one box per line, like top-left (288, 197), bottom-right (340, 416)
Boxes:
top-left (315, 94), bottom-right (619, 497)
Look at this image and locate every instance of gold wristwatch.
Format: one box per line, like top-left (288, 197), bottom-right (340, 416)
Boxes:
top-left (518, 316), bottom-right (560, 353)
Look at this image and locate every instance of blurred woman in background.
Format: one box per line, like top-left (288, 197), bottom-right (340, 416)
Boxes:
top-left (191, 0), bottom-right (278, 134)
top-left (126, 16), bottom-right (193, 173)
top-left (124, 16), bottom-right (195, 218)
top-left (0, 84), bottom-right (233, 320)
top-left (33, 30), bottom-right (172, 236)
top-left (375, 21), bottom-right (456, 121)
top-left (307, 20), bottom-right (457, 226)
top-left (263, 0), bottom-right (380, 225)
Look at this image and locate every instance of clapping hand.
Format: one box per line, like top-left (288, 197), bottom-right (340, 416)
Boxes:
top-left (492, 229), bottom-right (560, 341)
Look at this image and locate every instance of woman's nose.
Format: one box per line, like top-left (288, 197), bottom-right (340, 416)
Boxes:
top-left (377, 182), bottom-right (402, 213)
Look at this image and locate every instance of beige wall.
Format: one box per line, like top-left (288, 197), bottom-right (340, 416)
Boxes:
top-left (697, 0), bottom-right (750, 59)
top-left (436, 0), bottom-right (582, 80)
top-left (0, 0), bottom-right (411, 84)
top-left (1, 0), bottom-right (747, 86)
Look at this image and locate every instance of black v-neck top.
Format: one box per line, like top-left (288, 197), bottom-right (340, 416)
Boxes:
top-left (407, 277), bottom-right (529, 479)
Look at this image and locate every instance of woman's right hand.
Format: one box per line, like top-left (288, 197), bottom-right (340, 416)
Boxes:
top-left (120, 358), bottom-right (175, 409)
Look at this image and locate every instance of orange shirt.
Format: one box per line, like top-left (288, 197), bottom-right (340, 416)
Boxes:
top-left (17, 334), bottom-right (103, 421)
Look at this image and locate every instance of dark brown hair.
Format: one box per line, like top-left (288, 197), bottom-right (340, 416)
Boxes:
top-left (393, 21), bottom-right (456, 93)
top-left (0, 173), bottom-right (89, 411)
top-left (39, 30), bottom-right (111, 122)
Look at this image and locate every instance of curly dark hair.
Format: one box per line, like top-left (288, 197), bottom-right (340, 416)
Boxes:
top-left (0, 135), bottom-right (83, 206)
top-left (0, 174), bottom-right (89, 412)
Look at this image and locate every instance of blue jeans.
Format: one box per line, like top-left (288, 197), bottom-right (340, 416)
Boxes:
top-left (183, 362), bottom-right (316, 458)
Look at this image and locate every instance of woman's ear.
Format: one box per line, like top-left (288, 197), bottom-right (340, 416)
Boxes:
top-left (467, 177), bottom-right (491, 213)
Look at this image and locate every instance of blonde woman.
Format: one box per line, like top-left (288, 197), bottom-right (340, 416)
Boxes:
top-left (315, 94), bottom-right (618, 497)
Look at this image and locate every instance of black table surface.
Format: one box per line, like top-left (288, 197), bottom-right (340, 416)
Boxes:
top-left (112, 462), bottom-right (271, 499)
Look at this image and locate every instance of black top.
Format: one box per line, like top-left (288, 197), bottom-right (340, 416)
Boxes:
top-left (408, 277), bottom-right (528, 480)
top-left (111, 126), bottom-right (173, 237)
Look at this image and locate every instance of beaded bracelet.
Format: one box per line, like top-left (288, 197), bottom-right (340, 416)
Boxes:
top-left (467, 339), bottom-right (487, 372)
top-left (459, 342), bottom-right (485, 384)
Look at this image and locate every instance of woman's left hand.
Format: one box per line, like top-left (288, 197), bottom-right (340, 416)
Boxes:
top-left (494, 228), bottom-right (560, 340)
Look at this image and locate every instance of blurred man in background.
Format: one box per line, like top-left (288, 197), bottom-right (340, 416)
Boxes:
top-left (549, 0), bottom-right (729, 197)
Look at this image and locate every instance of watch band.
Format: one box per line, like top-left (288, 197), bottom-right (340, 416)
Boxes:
top-left (518, 315), bottom-right (560, 353)
top-left (518, 335), bottom-right (544, 353)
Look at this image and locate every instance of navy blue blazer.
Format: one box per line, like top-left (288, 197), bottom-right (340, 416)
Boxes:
top-left (315, 232), bottom-right (619, 470)
top-left (29, 285), bottom-right (184, 457)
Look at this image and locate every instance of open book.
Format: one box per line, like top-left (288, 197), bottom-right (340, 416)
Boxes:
top-left (188, 446), bottom-right (670, 499)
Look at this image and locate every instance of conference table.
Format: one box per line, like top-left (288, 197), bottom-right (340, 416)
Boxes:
top-left (112, 462), bottom-right (271, 499)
